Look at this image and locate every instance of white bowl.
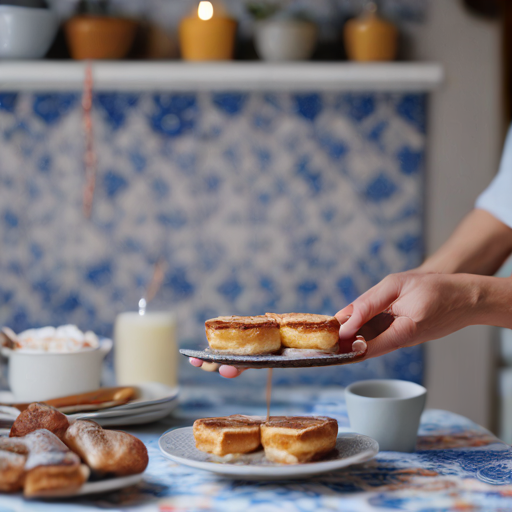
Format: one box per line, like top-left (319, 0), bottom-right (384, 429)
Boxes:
top-left (1, 339), bottom-right (112, 402)
top-left (254, 20), bottom-right (317, 61)
top-left (0, 5), bottom-right (58, 59)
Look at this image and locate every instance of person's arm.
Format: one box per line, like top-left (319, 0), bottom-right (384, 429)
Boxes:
top-left (418, 208), bottom-right (512, 275)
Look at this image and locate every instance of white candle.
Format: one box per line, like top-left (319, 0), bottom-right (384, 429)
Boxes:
top-left (114, 311), bottom-right (178, 387)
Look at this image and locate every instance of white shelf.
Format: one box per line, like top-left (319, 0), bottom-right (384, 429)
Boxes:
top-left (0, 61), bottom-right (443, 92)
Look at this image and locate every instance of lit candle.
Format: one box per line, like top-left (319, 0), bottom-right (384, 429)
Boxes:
top-left (179, 1), bottom-right (237, 61)
top-left (114, 311), bottom-right (178, 387)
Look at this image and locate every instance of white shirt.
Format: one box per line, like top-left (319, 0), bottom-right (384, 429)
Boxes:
top-left (476, 126), bottom-right (512, 228)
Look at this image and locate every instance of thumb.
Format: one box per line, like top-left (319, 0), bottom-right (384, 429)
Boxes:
top-left (338, 276), bottom-right (401, 340)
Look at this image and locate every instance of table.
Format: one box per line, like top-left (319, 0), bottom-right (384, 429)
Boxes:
top-left (1, 386), bottom-right (512, 511)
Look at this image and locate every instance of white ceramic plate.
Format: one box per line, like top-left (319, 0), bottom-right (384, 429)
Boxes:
top-left (27, 473), bottom-right (144, 499)
top-left (75, 473), bottom-right (144, 496)
top-left (159, 427), bottom-right (379, 480)
top-left (0, 383), bottom-right (180, 427)
top-left (83, 404), bottom-right (179, 427)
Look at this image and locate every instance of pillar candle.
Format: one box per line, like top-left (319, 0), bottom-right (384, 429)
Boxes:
top-left (179, 1), bottom-right (237, 61)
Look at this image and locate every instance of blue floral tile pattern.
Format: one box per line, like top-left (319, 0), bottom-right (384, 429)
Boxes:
top-left (0, 91), bottom-right (427, 387)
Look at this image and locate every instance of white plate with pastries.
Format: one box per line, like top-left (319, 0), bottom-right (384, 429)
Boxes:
top-left (159, 420), bottom-right (379, 480)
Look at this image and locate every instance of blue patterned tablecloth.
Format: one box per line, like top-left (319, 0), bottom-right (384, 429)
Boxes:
top-left (1, 386), bottom-right (511, 512)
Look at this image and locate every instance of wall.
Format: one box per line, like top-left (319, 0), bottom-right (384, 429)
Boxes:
top-left (0, 89), bottom-right (427, 390)
top-left (404, 0), bottom-right (503, 429)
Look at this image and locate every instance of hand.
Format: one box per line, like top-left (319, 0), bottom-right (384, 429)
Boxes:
top-left (189, 358), bottom-right (245, 378)
top-left (336, 272), bottom-right (481, 359)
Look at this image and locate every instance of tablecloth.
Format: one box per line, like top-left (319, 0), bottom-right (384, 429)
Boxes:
top-left (1, 386), bottom-right (512, 512)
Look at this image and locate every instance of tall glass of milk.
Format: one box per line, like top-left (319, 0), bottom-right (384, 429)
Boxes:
top-left (114, 311), bottom-right (178, 387)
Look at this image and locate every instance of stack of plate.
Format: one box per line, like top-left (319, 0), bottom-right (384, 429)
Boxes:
top-left (0, 382), bottom-right (179, 429)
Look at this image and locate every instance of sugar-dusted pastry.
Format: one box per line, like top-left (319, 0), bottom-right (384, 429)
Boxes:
top-left (64, 419), bottom-right (148, 476)
top-left (260, 416), bottom-right (338, 464)
top-left (205, 316), bottom-right (281, 355)
top-left (266, 313), bottom-right (340, 351)
top-left (0, 450), bottom-right (26, 492)
top-left (193, 415), bottom-right (263, 456)
top-left (10, 403), bottom-right (69, 441)
top-left (0, 429), bottom-right (89, 497)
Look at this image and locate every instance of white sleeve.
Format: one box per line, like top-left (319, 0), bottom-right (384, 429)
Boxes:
top-left (475, 125), bottom-right (512, 228)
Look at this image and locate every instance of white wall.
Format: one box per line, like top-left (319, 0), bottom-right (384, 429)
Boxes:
top-left (405, 0), bottom-right (503, 429)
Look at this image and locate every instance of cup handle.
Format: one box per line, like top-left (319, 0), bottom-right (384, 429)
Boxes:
top-left (98, 338), bottom-right (113, 358)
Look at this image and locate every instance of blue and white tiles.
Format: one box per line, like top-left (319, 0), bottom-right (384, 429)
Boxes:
top-left (0, 90), bottom-right (426, 387)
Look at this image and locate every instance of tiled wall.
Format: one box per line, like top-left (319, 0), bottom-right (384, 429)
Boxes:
top-left (0, 90), bottom-right (426, 388)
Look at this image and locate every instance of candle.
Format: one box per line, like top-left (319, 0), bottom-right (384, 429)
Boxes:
top-left (179, 1), bottom-right (237, 61)
top-left (114, 311), bottom-right (178, 387)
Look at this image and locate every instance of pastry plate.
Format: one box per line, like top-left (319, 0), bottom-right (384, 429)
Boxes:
top-left (159, 427), bottom-right (379, 480)
top-left (29, 473), bottom-right (144, 499)
top-left (180, 347), bottom-right (366, 369)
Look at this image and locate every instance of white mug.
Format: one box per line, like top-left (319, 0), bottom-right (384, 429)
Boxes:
top-left (345, 379), bottom-right (427, 452)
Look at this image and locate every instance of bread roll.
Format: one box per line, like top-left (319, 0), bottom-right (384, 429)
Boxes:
top-left (260, 416), bottom-right (338, 464)
top-left (193, 415), bottom-right (263, 456)
top-left (205, 316), bottom-right (281, 355)
top-left (266, 313), bottom-right (340, 351)
top-left (10, 403), bottom-right (69, 441)
top-left (0, 450), bottom-right (26, 492)
top-left (64, 419), bottom-right (148, 476)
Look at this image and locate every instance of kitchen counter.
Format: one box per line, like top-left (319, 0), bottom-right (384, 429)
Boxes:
top-left (0, 385), bottom-right (511, 511)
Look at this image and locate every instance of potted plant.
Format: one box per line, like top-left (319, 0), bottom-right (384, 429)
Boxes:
top-left (64, 0), bottom-right (137, 60)
top-left (246, 1), bottom-right (317, 61)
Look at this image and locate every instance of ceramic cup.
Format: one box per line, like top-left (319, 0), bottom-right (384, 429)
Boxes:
top-left (345, 379), bottom-right (427, 452)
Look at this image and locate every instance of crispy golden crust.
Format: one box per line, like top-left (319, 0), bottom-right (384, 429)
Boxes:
top-left (193, 415), bottom-right (263, 457)
top-left (205, 316), bottom-right (281, 355)
top-left (265, 313), bottom-right (340, 350)
top-left (205, 316), bottom-right (278, 330)
top-left (0, 450), bottom-right (26, 492)
top-left (261, 416), bottom-right (338, 464)
top-left (24, 464), bottom-right (90, 498)
top-left (266, 313), bottom-right (340, 332)
top-left (0, 429), bottom-right (89, 497)
top-left (10, 403), bottom-right (70, 441)
top-left (64, 420), bottom-right (148, 477)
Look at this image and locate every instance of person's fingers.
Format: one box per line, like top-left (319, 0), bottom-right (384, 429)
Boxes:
top-left (201, 362), bottom-right (220, 372)
top-left (219, 365), bottom-right (246, 379)
top-left (338, 277), bottom-right (401, 340)
top-left (189, 357), bottom-right (203, 367)
top-left (363, 316), bottom-right (416, 359)
top-left (335, 305), bottom-right (354, 325)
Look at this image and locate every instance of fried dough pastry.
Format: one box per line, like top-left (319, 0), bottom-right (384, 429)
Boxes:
top-left (193, 415), bottom-right (263, 456)
top-left (10, 403), bottom-right (69, 441)
top-left (205, 316), bottom-right (281, 355)
top-left (266, 313), bottom-right (340, 351)
top-left (260, 416), bottom-right (338, 464)
top-left (0, 429), bottom-right (89, 497)
top-left (64, 419), bottom-right (148, 476)
top-left (0, 450), bottom-right (26, 492)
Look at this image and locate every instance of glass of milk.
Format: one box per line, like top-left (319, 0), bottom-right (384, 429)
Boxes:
top-left (114, 310), bottom-right (178, 387)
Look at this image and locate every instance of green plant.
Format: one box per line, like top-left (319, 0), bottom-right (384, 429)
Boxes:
top-left (76, 0), bottom-right (111, 15)
top-left (245, 1), bottom-right (281, 21)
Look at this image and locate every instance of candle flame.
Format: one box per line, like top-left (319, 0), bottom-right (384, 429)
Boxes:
top-left (198, 1), bottom-right (214, 20)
